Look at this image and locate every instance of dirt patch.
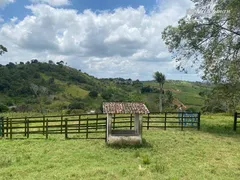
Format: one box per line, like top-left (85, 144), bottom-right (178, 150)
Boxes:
top-left (164, 88), bottom-right (181, 93)
top-left (172, 98), bottom-right (187, 109)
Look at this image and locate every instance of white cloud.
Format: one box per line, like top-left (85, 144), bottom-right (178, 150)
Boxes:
top-left (0, 0), bottom-right (201, 81)
top-left (0, 0), bottom-right (15, 8)
top-left (29, 0), bottom-right (70, 7)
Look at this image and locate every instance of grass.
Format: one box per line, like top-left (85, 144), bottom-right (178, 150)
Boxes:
top-left (0, 114), bottom-right (240, 180)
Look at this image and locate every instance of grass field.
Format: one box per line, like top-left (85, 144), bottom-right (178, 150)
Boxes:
top-left (0, 114), bottom-right (239, 180)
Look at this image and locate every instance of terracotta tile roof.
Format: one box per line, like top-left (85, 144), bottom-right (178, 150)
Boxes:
top-left (103, 102), bottom-right (150, 114)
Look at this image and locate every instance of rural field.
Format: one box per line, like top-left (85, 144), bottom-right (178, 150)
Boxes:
top-left (0, 114), bottom-right (239, 180)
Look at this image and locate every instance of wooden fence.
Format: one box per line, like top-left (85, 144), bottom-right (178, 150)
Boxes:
top-left (0, 112), bottom-right (200, 139)
top-left (233, 112), bottom-right (240, 131)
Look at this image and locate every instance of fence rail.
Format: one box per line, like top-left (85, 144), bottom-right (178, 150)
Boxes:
top-left (233, 112), bottom-right (240, 131)
top-left (0, 112), bottom-right (200, 139)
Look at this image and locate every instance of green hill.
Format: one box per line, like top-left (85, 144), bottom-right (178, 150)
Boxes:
top-left (0, 61), bottom-right (209, 113)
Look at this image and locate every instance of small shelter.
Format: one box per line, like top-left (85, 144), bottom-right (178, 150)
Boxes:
top-left (103, 102), bottom-right (150, 145)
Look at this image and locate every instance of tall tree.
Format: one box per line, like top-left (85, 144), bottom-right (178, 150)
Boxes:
top-left (153, 71), bottom-right (166, 112)
top-left (162, 0), bottom-right (240, 83)
top-left (162, 0), bottom-right (240, 112)
top-left (0, 45), bottom-right (7, 55)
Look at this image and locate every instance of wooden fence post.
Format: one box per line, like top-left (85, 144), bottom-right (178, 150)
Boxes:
top-left (24, 117), bottom-right (27, 136)
top-left (46, 118), bottom-right (49, 139)
top-left (164, 112), bottom-right (167, 130)
top-left (27, 119), bottom-right (29, 138)
top-left (181, 112), bottom-right (184, 131)
top-left (147, 113), bottom-right (150, 130)
top-left (65, 118), bottom-right (68, 139)
top-left (43, 115), bottom-right (45, 135)
top-left (105, 117), bottom-right (107, 142)
top-left (113, 114), bottom-right (115, 129)
top-left (197, 112), bottom-right (201, 130)
top-left (1, 117), bottom-right (4, 137)
top-left (96, 114), bottom-right (98, 131)
top-left (130, 114), bottom-right (133, 130)
top-left (10, 118), bottom-right (12, 139)
top-left (233, 112), bottom-right (237, 131)
top-left (6, 117), bottom-right (9, 137)
top-left (86, 118), bottom-right (89, 139)
top-left (61, 115), bottom-right (63, 134)
top-left (0, 117), bottom-right (3, 137)
top-left (78, 115), bottom-right (81, 133)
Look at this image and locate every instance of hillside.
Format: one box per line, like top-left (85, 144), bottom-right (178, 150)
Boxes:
top-left (0, 61), bottom-right (209, 113)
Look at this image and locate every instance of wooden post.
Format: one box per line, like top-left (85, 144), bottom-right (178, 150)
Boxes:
top-left (96, 114), bottom-right (98, 131)
top-left (61, 115), bottom-right (63, 134)
top-left (46, 118), bottom-right (49, 139)
top-left (78, 115), bottom-right (81, 133)
top-left (6, 117), bottom-right (9, 137)
top-left (147, 113), bottom-right (150, 130)
top-left (65, 118), bottom-right (68, 139)
top-left (24, 117), bottom-right (27, 136)
top-left (105, 117), bottom-right (107, 143)
top-left (197, 112), bottom-right (201, 131)
top-left (113, 114), bottom-right (116, 129)
top-left (43, 116), bottom-right (45, 135)
top-left (10, 118), bottom-right (12, 139)
top-left (164, 112), bottom-right (167, 130)
top-left (27, 119), bottom-right (29, 138)
top-left (130, 114), bottom-right (133, 130)
top-left (86, 118), bottom-right (89, 139)
top-left (181, 112), bottom-right (184, 131)
top-left (233, 112), bottom-right (237, 131)
top-left (134, 114), bottom-right (139, 134)
top-left (106, 114), bottom-right (112, 142)
top-left (1, 117), bottom-right (4, 137)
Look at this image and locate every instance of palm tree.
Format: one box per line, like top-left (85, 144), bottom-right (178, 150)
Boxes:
top-left (0, 45), bottom-right (7, 56)
top-left (153, 71), bottom-right (166, 112)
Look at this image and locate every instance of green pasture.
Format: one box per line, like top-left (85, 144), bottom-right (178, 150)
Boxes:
top-left (0, 114), bottom-right (239, 180)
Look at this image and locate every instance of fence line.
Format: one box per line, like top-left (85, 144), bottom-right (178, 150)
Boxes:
top-left (0, 112), bottom-right (200, 139)
top-left (233, 112), bottom-right (240, 131)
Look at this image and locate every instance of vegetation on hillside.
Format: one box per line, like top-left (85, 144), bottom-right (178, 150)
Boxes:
top-left (0, 61), bottom-right (209, 113)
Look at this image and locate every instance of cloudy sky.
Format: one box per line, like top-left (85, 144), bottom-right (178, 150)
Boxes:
top-left (0, 0), bottom-right (201, 81)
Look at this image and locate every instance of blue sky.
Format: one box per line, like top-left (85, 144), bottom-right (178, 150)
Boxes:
top-left (1, 0), bottom-right (157, 22)
top-left (0, 0), bottom-right (200, 81)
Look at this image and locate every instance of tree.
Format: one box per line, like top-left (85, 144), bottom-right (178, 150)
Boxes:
top-left (0, 45), bottom-right (7, 55)
top-left (162, 0), bottom-right (240, 83)
top-left (30, 83), bottom-right (48, 115)
top-left (162, 0), bottom-right (240, 112)
top-left (153, 71), bottom-right (166, 112)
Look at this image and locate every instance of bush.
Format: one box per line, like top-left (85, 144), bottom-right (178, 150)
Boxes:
top-left (0, 104), bottom-right (9, 113)
top-left (88, 91), bottom-right (98, 98)
top-left (101, 91), bottom-right (112, 100)
top-left (68, 101), bottom-right (85, 110)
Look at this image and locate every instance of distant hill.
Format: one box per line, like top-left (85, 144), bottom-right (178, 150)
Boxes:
top-left (0, 60), bottom-right (209, 113)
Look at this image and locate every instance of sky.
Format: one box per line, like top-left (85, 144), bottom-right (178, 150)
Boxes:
top-left (0, 0), bottom-right (201, 81)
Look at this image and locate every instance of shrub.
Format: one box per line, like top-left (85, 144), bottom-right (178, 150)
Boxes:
top-left (88, 91), bottom-right (98, 98)
top-left (0, 103), bottom-right (9, 113)
top-left (68, 101), bottom-right (85, 110)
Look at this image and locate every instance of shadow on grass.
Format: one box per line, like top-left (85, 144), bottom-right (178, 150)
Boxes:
top-left (106, 138), bottom-right (152, 149)
top-left (200, 122), bottom-right (240, 138)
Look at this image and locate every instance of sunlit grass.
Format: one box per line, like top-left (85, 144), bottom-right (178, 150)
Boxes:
top-left (0, 114), bottom-right (239, 180)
